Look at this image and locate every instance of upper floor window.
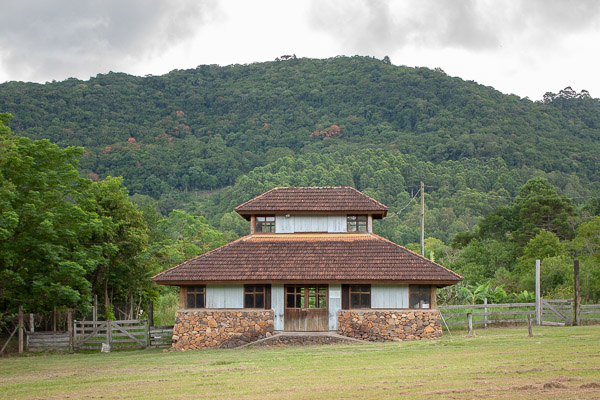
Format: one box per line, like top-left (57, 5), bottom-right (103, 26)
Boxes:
top-left (347, 215), bottom-right (367, 232)
top-left (256, 216), bottom-right (275, 233)
top-left (409, 285), bottom-right (431, 309)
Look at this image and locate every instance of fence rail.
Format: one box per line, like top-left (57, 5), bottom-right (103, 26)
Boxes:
top-left (26, 332), bottom-right (70, 352)
top-left (74, 319), bottom-right (148, 350)
top-left (439, 300), bottom-right (600, 328)
top-left (149, 326), bottom-right (174, 348)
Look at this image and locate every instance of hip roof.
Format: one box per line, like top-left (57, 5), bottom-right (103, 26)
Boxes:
top-left (235, 187), bottom-right (388, 218)
top-left (152, 233), bottom-right (462, 285)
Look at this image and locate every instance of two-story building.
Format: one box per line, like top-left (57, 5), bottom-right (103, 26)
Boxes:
top-left (152, 187), bottom-right (462, 349)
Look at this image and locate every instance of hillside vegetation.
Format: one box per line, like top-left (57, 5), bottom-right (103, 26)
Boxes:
top-left (1, 56), bottom-right (600, 312)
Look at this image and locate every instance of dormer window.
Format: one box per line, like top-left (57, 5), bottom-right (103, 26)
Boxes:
top-left (347, 215), bottom-right (367, 232)
top-left (256, 216), bottom-right (275, 233)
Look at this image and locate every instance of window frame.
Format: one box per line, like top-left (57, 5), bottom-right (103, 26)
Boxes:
top-left (409, 285), bottom-right (431, 309)
top-left (244, 284), bottom-right (271, 309)
top-left (347, 215), bottom-right (367, 232)
top-left (349, 284), bottom-right (371, 309)
top-left (342, 284), bottom-right (371, 309)
top-left (186, 285), bottom-right (206, 309)
top-left (255, 215), bottom-right (275, 233)
top-left (285, 285), bottom-right (328, 309)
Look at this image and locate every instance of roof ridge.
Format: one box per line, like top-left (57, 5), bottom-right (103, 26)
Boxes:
top-left (235, 186), bottom-right (389, 213)
top-left (367, 233), bottom-right (463, 280)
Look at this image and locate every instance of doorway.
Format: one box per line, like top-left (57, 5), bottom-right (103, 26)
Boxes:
top-left (284, 284), bottom-right (329, 331)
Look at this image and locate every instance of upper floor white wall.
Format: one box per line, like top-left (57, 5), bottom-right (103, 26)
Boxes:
top-left (275, 215), bottom-right (349, 233)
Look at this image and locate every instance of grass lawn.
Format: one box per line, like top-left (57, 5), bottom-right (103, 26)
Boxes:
top-left (1, 325), bottom-right (599, 399)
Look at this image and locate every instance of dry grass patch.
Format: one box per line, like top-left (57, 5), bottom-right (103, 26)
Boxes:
top-left (0, 326), bottom-right (599, 399)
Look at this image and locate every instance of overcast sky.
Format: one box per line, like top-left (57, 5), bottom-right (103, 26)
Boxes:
top-left (0, 0), bottom-right (598, 100)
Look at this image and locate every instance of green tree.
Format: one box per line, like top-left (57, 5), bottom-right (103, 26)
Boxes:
top-left (512, 177), bottom-right (576, 245)
top-left (85, 177), bottom-right (151, 318)
top-left (0, 114), bottom-right (103, 314)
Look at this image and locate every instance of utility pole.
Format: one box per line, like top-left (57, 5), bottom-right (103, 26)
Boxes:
top-left (420, 181), bottom-right (425, 257)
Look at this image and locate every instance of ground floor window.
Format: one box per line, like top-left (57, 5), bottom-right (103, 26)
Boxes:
top-left (244, 284), bottom-right (271, 309)
top-left (186, 285), bottom-right (206, 308)
top-left (409, 285), bottom-right (431, 309)
top-left (342, 284), bottom-right (371, 309)
top-left (285, 285), bottom-right (327, 309)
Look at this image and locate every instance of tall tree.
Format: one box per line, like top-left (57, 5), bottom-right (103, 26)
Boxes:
top-left (0, 114), bottom-right (104, 314)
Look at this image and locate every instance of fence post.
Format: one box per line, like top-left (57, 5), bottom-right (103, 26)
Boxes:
top-left (527, 314), bottom-right (533, 337)
top-left (467, 313), bottom-right (473, 336)
top-left (535, 259), bottom-right (541, 325)
top-left (18, 305), bottom-right (24, 354)
top-left (107, 320), bottom-right (112, 348)
top-left (483, 297), bottom-right (488, 328)
top-left (145, 319), bottom-right (149, 348)
top-left (574, 260), bottom-right (581, 326)
top-left (67, 309), bottom-right (73, 352)
top-left (93, 295), bottom-right (98, 322)
top-left (148, 300), bottom-right (154, 328)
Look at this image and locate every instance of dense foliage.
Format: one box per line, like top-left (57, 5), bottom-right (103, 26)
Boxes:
top-left (1, 57), bottom-right (599, 213)
top-left (0, 115), bottom-right (226, 321)
top-left (1, 56), bottom-right (599, 307)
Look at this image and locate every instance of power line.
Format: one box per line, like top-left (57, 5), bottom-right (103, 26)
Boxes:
top-left (385, 188), bottom-right (421, 219)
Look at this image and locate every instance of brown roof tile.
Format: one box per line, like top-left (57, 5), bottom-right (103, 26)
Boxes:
top-left (152, 233), bottom-right (462, 285)
top-left (234, 187), bottom-right (388, 217)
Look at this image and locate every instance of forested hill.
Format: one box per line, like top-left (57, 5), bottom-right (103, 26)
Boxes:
top-left (1, 55), bottom-right (599, 216)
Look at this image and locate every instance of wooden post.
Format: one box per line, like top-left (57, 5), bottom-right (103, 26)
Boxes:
top-left (483, 297), bottom-right (488, 328)
top-left (420, 181), bottom-right (425, 257)
top-left (29, 314), bottom-right (34, 333)
top-left (145, 319), bottom-right (149, 348)
top-left (129, 293), bottom-right (134, 320)
top-left (67, 309), bottom-right (73, 352)
top-left (535, 259), bottom-right (541, 325)
top-left (574, 259), bottom-right (581, 326)
top-left (148, 300), bottom-right (154, 328)
top-left (53, 307), bottom-right (57, 332)
top-left (467, 312), bottom-right (473, 336)
top-left (107, 320), bottom-right (112, 348)
top-left (93, 295), bottom-right (98, 322)
top-left (527, 314), bottom-right (533, 337)
top-left (18, 305), bottom-right (24, 354)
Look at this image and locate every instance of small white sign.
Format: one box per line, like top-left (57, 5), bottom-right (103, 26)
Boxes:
top-left (330, 290), bottom-right (341, 299)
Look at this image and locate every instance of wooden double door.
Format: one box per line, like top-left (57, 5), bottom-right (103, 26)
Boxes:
top-left (284, 284), bottom-right (329, 331)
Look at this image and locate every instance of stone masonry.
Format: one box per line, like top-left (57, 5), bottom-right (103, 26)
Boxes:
top-left (338, 310), bottom-right (442, 341)
top-left (171, 310), bottom-right (274, 350)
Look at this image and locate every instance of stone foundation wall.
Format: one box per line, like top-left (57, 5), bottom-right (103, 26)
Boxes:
top-left (172, 309), bottom-right (274, 350)
top-left (338, 310), bottom-right (442, 341)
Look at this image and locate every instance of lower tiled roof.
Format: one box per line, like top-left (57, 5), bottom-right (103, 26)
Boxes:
top-left (152, 233), bottom-right (462, 285)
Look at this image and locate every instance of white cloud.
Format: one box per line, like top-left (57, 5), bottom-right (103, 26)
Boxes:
top-left (0, 0), bottom-right (599, 99)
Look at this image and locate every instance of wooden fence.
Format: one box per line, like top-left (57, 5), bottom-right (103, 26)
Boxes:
top-left (74, 319), bottom-right (148, 350)
top-left (439, 300), bottom-right (600, 328)
top-left (27, 332), bottom-right (71, 352)
top-left (149, 325), bottom-right (174, 348)
top-left (439, 302), bottom-right (535, 327)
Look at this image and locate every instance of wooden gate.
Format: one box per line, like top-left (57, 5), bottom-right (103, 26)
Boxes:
top-left (541, 299), bottom-right (572, 326)
top-left (74, 319), bottom-right (148, 350)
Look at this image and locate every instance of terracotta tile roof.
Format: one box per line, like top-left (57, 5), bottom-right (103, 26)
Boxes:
top-left (234, 187), bottom-right (388, 217)
top-left (152, 233), bottom-right (462, 285)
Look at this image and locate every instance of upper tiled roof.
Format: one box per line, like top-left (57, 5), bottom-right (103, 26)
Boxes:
top-left (152, 233), bottom-right (462, 285)
top-left (234, 187), bottom-right (388, 217)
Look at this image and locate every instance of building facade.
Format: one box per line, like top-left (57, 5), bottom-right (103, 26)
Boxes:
top-left (152, 187), bottom-right (462, 349)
